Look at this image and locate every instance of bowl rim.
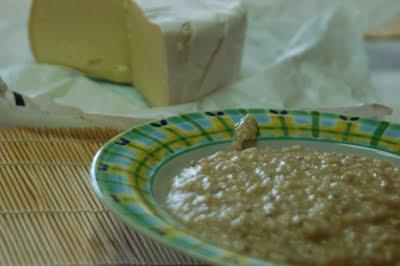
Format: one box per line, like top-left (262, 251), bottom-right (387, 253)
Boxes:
top-left (90, 108), bottom-right (400, 266)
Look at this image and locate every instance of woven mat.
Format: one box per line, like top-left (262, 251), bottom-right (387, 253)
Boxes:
top-left (0, 127), bottom-right (203, 266)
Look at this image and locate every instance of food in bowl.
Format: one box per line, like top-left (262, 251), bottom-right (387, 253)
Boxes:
top-left (166, 115), bottom-right (400, 265)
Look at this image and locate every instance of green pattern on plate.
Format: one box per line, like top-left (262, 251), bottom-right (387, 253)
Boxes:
top-left (91, 109), bottom-right (400, 266)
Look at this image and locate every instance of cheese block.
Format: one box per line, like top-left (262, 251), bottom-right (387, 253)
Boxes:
top-left (29, 0), bottom-right (247, 106)
top-left (29, 0), bottom-right (131, 83)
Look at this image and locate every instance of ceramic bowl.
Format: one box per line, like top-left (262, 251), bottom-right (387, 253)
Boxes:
top-left (91, 109), bottom-right (400, 265)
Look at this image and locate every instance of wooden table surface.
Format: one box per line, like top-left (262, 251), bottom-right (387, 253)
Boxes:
top-left (365, 14), bottom-right (400, 40)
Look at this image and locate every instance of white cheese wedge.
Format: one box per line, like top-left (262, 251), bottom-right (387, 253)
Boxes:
top-left (29, 0), bottom-right (131, 83)
top-left (29, 0), bottom-right (247, 106)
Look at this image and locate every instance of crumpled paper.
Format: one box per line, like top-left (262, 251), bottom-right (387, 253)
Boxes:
top-left (0, 76), bottom-right (392, 129)
top-left (0, 0), bottom-right (399, 128)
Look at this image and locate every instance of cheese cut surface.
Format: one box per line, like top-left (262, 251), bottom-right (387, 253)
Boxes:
top-left (29, 0), bottom-right (131, 83)
top-left (29, 0), bottom-right (247, 106)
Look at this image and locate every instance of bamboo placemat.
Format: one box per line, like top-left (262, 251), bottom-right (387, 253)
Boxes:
top-left (0, 127), bottom-right (203, 266)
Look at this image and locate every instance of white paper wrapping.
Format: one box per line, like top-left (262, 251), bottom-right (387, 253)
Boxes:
top-left (0, 0), bottom-right (399, 128)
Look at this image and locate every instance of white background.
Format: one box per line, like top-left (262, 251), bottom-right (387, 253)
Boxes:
top-left (1, 0), bottom-right (399, 123)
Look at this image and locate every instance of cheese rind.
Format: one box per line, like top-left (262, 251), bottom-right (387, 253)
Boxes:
top-left (29, 0), bottom-right (247, 106)
top-left (135, 1), bottom-right (247, 105)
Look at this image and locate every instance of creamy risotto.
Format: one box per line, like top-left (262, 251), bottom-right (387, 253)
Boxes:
top-left (166, 116), bottom-right (400, 265)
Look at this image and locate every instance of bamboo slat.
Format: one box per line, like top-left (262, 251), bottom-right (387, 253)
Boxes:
top-left (0, 127), bottom-right (203, 266)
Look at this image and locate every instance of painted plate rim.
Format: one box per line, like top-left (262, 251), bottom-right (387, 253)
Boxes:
top-left (90, 108), bottom-right (400, 266)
